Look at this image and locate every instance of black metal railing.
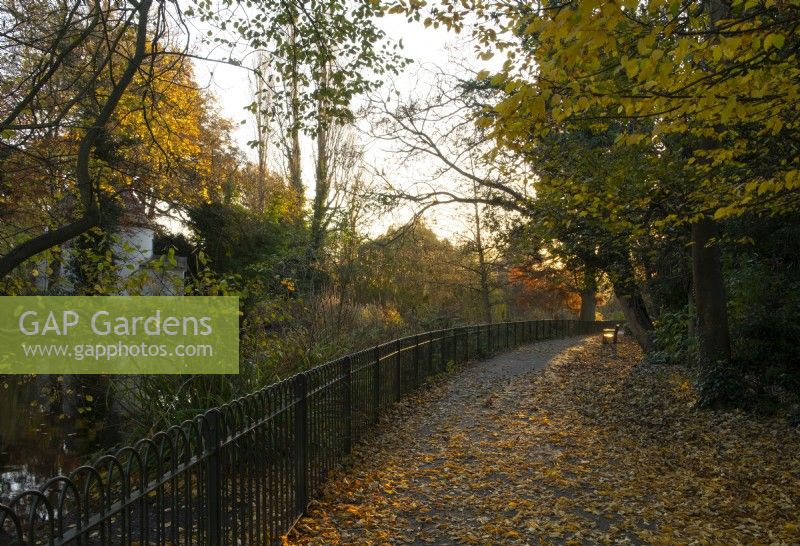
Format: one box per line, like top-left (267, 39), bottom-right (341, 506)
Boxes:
top-left (0, 319), bottom-right (613, 545)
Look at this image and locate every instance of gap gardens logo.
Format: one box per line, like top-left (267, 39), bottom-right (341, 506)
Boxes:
top-left (0, 296), bottom-right (239, 374)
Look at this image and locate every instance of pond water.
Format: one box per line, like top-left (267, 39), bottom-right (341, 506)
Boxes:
top-left (0, 376), bottom-right (120, 504)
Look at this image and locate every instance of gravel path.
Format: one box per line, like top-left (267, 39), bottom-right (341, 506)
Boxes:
top-left (287, 336), bottom-right (800, 545)
top-left (415, 337), bottom-right (583, 437)
top-left (389, 337), bottom-right (592, 543)
top-left (288, 336), bottom-right (598, 545)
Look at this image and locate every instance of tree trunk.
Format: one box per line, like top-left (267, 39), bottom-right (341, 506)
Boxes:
top-left (310, 62), bottom-right (330, 265)
top-left (578, 268), bottom-right (597, 321)
top-left (579, 289), bottom-right (596, 321)
top-left (690, 0), bottom-right (732, 375)
top-left (253, 52), bottom-right (271, 212)
top-left (691, 217), bottom-right (730, 365)
top-left (472, 193), bottom-right (493, 324)
top-left (615, 290), bottom-right (654, 352)
top-left (0, 0), bottom-right (153, 278)
top-left (608, 253), bottom-right (654, 351)
top-left (287, 19), bottom-right (303, 203)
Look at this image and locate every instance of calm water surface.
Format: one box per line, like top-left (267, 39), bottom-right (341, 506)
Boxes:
top-left (0, 376), bottom-right (120, 503)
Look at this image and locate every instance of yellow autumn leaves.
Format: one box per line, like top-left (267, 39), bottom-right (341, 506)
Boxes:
top-left (112, 55), bottom-right (228, 206)
top-left (287, 337), bottom-right (800, 544)
top-left (437, 0), bottom-right (800, 223)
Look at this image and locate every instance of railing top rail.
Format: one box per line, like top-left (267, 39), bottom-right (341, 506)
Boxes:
top-left (0, 318), bottom-right (617, 545)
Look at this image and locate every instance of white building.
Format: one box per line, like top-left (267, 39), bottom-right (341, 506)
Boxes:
top-left (36, 201), bottom-right (188, 295)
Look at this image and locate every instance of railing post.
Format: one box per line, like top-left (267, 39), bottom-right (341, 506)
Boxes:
top-left (343, 356), bottom-right (352, 454)
top-left (413, 335), bottom-right (420, 387)
top-left (394, 340), bottom-right (402, 400)
top-left (427, 332), bottom-right (434, 376)
top-left (294, 373), bottom-right (309, 517)
top-left (451, 328), bottom-right (457, 365)
top-left (439, 330), bottom-right (445, 372)
top-left (372, 347), bottom-right (380, 424)
top-left (205, 411), bottom-right (222, 546)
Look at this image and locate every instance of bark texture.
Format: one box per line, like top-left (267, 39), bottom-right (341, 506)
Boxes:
top-left (578, 269), bottom-right (597, 321)
top-left (691, 217), bottom-right (731, 364)
top-left (615, 292), bottom-right (654, 353)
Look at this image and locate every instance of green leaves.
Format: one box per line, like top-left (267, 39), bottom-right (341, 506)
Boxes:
top-left (764, 33), bottom-right (785, 50)
top-left (189, 0), bottom-right (409, 134)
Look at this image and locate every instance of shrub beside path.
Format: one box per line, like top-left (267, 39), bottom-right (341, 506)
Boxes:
top-left (286, 336), bottom-right (800, 545)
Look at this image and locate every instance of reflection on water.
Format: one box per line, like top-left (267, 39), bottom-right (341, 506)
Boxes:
top-left (0, 376), bottom-right (120, 503)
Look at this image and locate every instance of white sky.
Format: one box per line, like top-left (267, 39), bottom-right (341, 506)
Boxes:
top-left (190, 13), bottom-right (497, 241)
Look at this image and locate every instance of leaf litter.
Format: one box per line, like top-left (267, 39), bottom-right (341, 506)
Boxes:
top-left (286, 337), bottom-right (800, 545)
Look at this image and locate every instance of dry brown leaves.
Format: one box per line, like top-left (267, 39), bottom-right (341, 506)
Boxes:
top-left (286, 337), bottom-right (800, 545)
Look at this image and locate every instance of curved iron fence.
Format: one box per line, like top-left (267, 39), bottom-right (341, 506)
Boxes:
top-left (0, 319), bottom-right (614, 545)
